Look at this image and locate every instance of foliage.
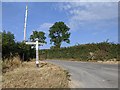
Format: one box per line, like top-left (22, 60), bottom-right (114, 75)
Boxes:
top-left (2, 30), bottom-right (119, 62)
top-left (30, 31), bottom-right (46, 43)
top-left (49, 22), bottom-right (70, 48)
top-left (15, 42), bottom-right (35, 61)
top-left (2, 31), bottom-right (35, 61)
top-left (2, 30), bottom-right (16, 59)
top-left (40, 42), bottom-right (119, 61)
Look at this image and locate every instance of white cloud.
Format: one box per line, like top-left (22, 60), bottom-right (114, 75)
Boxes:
top-left (36, 23), bottom-right (53, 34)
top-left (58, 2), bottom-right (118, 32)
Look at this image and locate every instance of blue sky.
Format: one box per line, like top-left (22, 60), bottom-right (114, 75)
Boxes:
top-left (2, 2), bottom-right (118, 49)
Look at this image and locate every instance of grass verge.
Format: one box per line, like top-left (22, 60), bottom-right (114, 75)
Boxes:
top-left (2, 61), bottom-right (70, 88)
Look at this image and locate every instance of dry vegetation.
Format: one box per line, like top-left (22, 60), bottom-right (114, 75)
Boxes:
top-left (97, 60), bottom-right (119, 64)
top-left (2, 59), bottom-right (70, 88)
top-left (2, 57), bottom-right (21, 73)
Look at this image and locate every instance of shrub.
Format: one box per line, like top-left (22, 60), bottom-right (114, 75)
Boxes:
top-left (94, 50), bottom-right (109, 61)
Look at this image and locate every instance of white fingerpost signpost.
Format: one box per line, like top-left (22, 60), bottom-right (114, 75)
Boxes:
top-left (26, 38), bottom-right (44, 67)
top-left (23, 5), bottom-right (45, 67)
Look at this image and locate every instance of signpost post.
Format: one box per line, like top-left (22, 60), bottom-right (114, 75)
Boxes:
top-left (23, 5), bottom-right (45, 67)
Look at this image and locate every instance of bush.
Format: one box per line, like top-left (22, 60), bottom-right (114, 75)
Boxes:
top-left (94, 50), bottom-right (109, 61)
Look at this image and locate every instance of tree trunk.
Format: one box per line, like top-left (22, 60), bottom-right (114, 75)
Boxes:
top-left (56, 44), bottom-right (60, 49)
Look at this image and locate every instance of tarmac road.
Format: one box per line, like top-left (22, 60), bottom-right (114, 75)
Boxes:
top-left (46, 60), bottom-right (118, 88)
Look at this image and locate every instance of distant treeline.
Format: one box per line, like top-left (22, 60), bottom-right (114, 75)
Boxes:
top-left (40, 42), bottom-right (120, 61)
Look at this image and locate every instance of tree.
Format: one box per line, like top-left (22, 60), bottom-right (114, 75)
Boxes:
top-left (2, 30), bottom-right (16, 59)
top-left (49, 22), bottom-right (70, 48)
top-left (30, 31), bottom-right (46, 43)
top-left (2, 30), bottom-right (36, 61)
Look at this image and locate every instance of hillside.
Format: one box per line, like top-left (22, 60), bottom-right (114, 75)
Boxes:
top-left (40, 42), bottom-right (119, 61)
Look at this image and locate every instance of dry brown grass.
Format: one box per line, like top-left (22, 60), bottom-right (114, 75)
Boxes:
top-left (2, 61), bottom-right (70, 88)
top-left (2, 57), bottom-right (21, 73)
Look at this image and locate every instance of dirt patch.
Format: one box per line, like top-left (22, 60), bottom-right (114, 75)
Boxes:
top-left (2, 61), bottom-right (70, 88)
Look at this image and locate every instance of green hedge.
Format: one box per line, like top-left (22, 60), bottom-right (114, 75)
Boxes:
top-left (40, 42), bottom-right (119, 61)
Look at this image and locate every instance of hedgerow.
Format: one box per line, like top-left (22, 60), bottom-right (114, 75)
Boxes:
top-left (40, 42), bottom-right (119, 61)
